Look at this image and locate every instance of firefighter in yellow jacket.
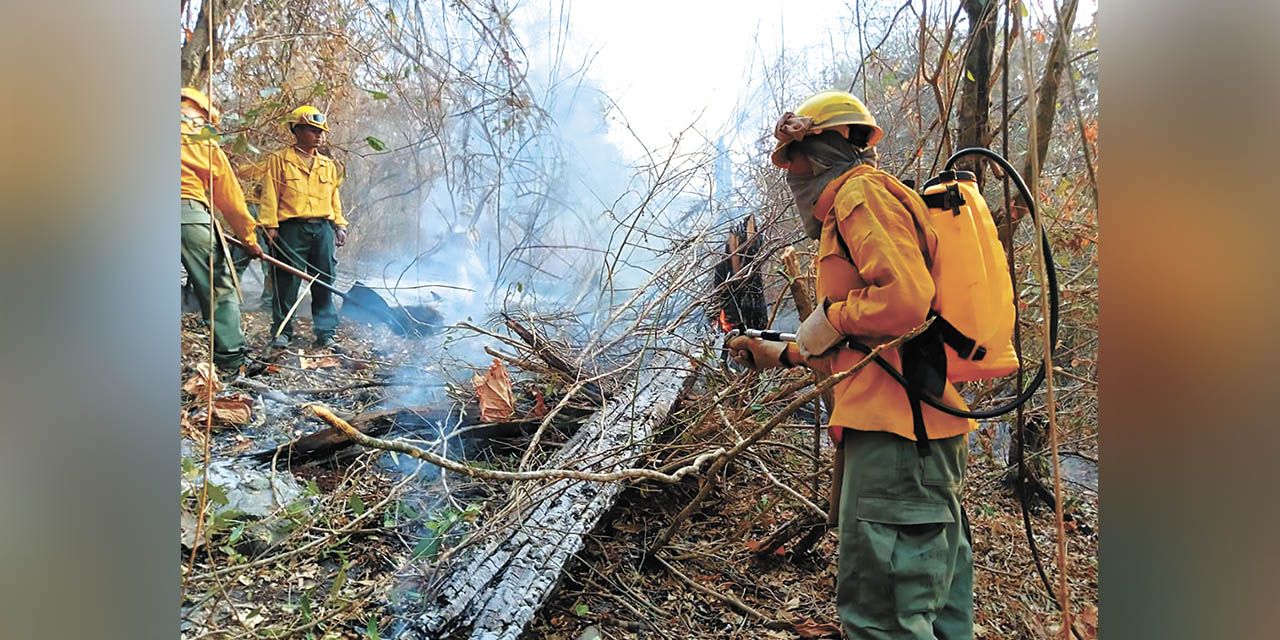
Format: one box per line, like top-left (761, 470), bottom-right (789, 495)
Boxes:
top-left (230, 159), bottom-right (274, 310)
top-left (258, 105), bottom-right (349, 349)
top-left (180, 87), bottom-right (264, 373)
top-left (729, 90), bottom-right (975, 639)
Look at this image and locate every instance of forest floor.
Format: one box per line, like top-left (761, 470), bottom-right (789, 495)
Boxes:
top-left (180, 306), bottom-right (1098, 640)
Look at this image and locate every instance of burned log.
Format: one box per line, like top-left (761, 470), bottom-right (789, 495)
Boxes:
top-left (409, 349), bottom-right (700, 640)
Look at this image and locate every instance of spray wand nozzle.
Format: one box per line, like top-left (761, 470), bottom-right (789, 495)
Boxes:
top-left (725, 328), bottom-right (796, 342)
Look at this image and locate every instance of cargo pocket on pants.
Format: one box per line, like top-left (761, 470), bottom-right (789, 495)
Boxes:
top-left (856, 496), bottom-right (955, 618)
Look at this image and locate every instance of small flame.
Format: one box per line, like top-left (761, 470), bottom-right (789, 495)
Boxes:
top-left (718, 309), bottom-right (733, 333)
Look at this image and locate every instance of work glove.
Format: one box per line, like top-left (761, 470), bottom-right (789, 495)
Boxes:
top-left (727, 335), bottom-right (791, 371)
top-left (335, 227), bottom-right (348, 247)
top-left (795, 299), bottom-right (845, 359)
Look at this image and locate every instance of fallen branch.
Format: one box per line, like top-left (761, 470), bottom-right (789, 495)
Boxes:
top-left (306, 404), bottom-right (721, 484)
top-left (653, 554), bottom-right (786, 629)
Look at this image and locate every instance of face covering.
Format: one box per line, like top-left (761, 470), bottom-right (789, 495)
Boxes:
top-left (784, 131), bottom-right (878, 239)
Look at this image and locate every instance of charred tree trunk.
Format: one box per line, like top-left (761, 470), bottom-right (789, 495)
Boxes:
top-left (412, 348), bottom-right (700, 640)
top-left (712, 214), bottom-right (769, 331)
top-left (1005, 415), bottom-right (1057, 511)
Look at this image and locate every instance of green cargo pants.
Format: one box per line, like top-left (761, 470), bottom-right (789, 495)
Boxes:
top-left (837, 430), bottom-right (973, 639)
top-left (269, 218), bottom-right (339, 343)
top-left (180, 199), bottom-right (248, 371)
top-left (231, 203), bottom-right (273, 309)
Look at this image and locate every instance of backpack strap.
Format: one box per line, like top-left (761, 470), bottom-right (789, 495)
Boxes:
top-left (831, 201), bottom-right (940, 457)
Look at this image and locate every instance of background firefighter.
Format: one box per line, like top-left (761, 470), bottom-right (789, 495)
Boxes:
top-left (258, 105), bottom-right (350, 349)
top-left (729, 90), bottom-right (977, 639)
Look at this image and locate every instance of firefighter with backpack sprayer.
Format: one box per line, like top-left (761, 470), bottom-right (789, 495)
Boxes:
top-left (727, 89), bottom-right (1014, 638)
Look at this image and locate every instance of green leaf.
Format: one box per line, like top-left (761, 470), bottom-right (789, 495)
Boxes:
top-left (1021, 3), bottom-right (1029, 17)
top-left (186, 124), bottom-right (221, 143)
top-left (205, 483), bottom-right (229, 506)
top-left (329, 563), bottom-right (348, 599)
top-left (572, 603), bottom-right (590, 617)
top-left (966, 69), bottom-right (976, 82)
top-left (365, 618), bottom-right (381, 639)
top-left (229, 522), bottom-right (246, 544)
top-left (366, 89), bottom-right (390, 100)
top-left (231, 133), bottom-right (250, 155)
top-left (349, 494), bottom-right (366, 516)
top-left (306, 479), bottom-right (320, 496)
top-left (411, 532), bottom-right (442, 561)
top-left (365, 136), bottom-right (386, 151)
top-left (388, 450), bottom-right (399, 465)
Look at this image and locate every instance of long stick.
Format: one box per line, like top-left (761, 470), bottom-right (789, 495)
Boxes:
top-left (1018, 4), bottom-right (1072, 633)
top-left (223, 233), bottom-right (349, 299)
top-left (184, 0), bottom-right (218, 600)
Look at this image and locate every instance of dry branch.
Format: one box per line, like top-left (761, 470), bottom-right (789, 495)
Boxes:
top-left (647, 318), bottom-right (933, 554)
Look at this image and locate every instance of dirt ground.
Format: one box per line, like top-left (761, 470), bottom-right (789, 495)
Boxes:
top-left (180, 308), bottom-right (1098, 639)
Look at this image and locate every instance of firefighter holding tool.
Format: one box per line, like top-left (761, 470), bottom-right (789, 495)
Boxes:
top-left (727, 90), bottom-right (993, 639)
top-left (258, 105), bottom-right (349, 349)
top-left (180, 87), bottom-right (264, 375)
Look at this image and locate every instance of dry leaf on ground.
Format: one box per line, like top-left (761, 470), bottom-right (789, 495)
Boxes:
top-left (473, 358), bottom-right (515, 422)
top-left (211, 394), bottom-right (253, 424)
top-left (182, 362), bottom-right (223, 397)
top-left (791, 618), bottom-right (842, 638)
top-left (299, 354), bottom-right (342, 370)
top-left (1073, 605), bottom-right (1099, 639)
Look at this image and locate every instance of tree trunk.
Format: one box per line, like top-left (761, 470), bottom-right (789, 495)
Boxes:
top-left (180, 0), bottom-right (212, 87)
top-left (413, 348), bottom-right (701, 640)
top-left (1020, 0), bottom-right (1081, 185)
top-left (956, 0), bottom-right (999, 177)
top-left (180, 0), bottom-right (249, 87)
top-left (995, 0), bottom-right (1081, 241)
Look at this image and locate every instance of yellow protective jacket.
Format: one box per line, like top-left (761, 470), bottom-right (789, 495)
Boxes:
top-left (236, 159), bottom-right (267, 206)
top-left (806, 164), bottom-right (976, 443)
top-left (257, 147), bottom-right (348, 228)
top-left (180, 120), bottom-right (259, 247)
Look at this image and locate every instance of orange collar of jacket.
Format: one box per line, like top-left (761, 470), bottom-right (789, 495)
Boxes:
top-left (812, 164), bottom-right (876, 224)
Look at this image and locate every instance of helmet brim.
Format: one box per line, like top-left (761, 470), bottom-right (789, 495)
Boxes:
top-left (290, 121), bottom-right (330, 133)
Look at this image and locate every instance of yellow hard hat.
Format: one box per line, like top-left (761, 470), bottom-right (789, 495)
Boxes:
top-left (771, 90), bottom-right (883, 168)
top-left (180, 87), bottom-right (220, 125)
top-left (287, 105), bottom-right (329, 132)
